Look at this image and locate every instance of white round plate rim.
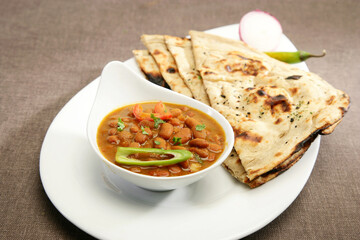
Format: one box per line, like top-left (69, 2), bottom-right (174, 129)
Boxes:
top-left (40, 24), bottom-right (320, 240)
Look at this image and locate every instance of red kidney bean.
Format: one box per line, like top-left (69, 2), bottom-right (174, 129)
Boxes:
top-left (154, 137), bottom-right (166, 149)
top-left (185, 117), bottom-right (200, 129)
top-left (192, 126), bottom-right (207, 139)
top-left (170, 108), bottom-right (182, 117)
top-left (179, 160), bottom-right (190, 169)
top-left (130, 125), bottom-right (139, 133)
top-left (168, 165), bottom-right (181, 174)
top-left (107, 135), bottom-right (120, 145)
top-left (108, 128), bottom-right (117, 136)
top-left (129, 142), bottom-right (141, 148)
top-left (189, 147), bottom-right (209, 158)
top-left (207, 133), bottom-right (222, 145)
top-left (159, 123), bottom-right (173, 140)
top-left (169, 118), bottom-right (181, 126)
top-left (189, 138), bottom-right (209, 148)
top-left (171, 145), bottom-right (186, 150)
top-left (134, 132), bottom-right (148, 144)
top-left (171, 128), bottom-right (192, 144)
top-left (108, 120), bottom-right (118, 128)
top-left (130, 167), bottom-right (141, 173)
top-left (118, 131), bottom-right (133, 142)
top-left (139, 120), bottom-right (155, 129)
top-left (207, 152), bottom-right (216, 161)
top-left (208, 143), bottom-right (222, 153)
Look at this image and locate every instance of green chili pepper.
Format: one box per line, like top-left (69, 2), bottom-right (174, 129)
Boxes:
top-left (265, 50), bottom-right (326, 63)
top-left (115, 147), bottom-right (193, 166)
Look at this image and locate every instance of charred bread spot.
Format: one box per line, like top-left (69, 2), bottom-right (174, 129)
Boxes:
top-left (289, 87), bottom-right (299, 96)
top-left (235, 131), bottom-right (263, 143)
top-left (286, 75), bottom-right (302, 80)
top-left (166, 67), bottom-right (176, 73)
top-left (225, 65), bottom-right (232, 72)
top-left (274, 118), bottom-right (283, 124)
top-left (245, 87), bottom-right (255, 91)
top-left (252, 95), bottom-right (258, 103)
top-left (203, 71), bottom-right (215, 75)
top-left (224, 52), bottom-right (267, 76)
top-left (339, 106), bottom-right (347, 115)
top-left (294, 129), bottom-right (320, 153)
top-left (153, 49), bottom-right (161, 55)
top-left (326, 95), bottom-right (335, 105)
top-left (275, 152), bottom-right (282, 157)
top-left (144, 72), bottom-right (165, 86)
top-left (257, 89), bottom-right (266, 96)
top-left (264, 94), bottom-right (292, 115)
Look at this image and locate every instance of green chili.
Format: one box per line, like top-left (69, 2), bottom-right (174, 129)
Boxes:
top-left (115, 147), bottom-right (192, 166)
top-left (265, 50), bottom-right (326, 64)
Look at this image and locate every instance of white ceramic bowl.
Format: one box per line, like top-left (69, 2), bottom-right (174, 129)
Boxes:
top-left (87, 61), bottom-right (234, 191)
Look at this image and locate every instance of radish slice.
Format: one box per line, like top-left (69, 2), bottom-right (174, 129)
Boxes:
top-left (239, 10), bottom-right (283, 52)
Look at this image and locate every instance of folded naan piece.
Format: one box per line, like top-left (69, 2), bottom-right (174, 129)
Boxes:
top-left (223, 135), bottom-right (314, 188)
top-left (141, 35), bottom-right (193, 98)
top-left (164, 36), bottom-right (210, 105)
top-left (190, 30), bottom-right (350, 183)
top-left (133, 50), bottom-right (169, 88)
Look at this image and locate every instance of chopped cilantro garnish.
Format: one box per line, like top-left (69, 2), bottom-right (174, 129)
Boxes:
top-left (151, 113), bottom-right (165, 128)
top-left (194, 153), bottom-right (203, 164)
top-left (154, 140), bottom-right (161, 145)
top-left (195, 124), bottom-right (206, 131)
top-left (117, 118), bottom-right (125, 131)
top-left (197, 75), bottom-right (202, 80)
top-left (141, 126), bottom-right (149, 135)
top-left (173, 137), bottom-right (182, 145)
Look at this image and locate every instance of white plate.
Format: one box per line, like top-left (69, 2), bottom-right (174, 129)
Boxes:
top-left (40, 24), bottom-right (320, 240)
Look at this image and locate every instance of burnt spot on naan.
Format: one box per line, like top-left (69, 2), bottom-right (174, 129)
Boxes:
top-left (145, 73), bottom-right (170, 88)
top-left (274, 118), bottom-right (283, 124)
top-left (143, 72), bottom-right (165, 86)
top-left (166, 67), bottom-right (176, 73)
top-left (275, 152), bottom-right (282, 157)
top-left (339, 106), bottom-right (347, 115)
top-left (286, 75), bottom-right (302, 80)
top-left (153, 49), bottom-right (161, 55)
top-left (217, 51), bottom-right (268, 76)
top-left (326, 95), bottom-right (336, 105)
top-left (203, 71), bottom-right (215, 75)
top-left (256, 89), bottom-right (266, 96)
top-left (235, 130), bottom-right (263, 143)
top-left (264, 94), bottom-right (292, 115)
top-left (245, 87), bottom-right (255, 91)
top-left (289, 87), bottom-right (299, 96)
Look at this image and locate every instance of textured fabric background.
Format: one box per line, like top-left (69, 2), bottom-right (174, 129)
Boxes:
top-left (0, 0), bottom-right (359, 239)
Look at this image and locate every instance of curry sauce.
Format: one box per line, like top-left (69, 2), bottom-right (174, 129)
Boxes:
top-left (97, 102), bottom-right (226, 177)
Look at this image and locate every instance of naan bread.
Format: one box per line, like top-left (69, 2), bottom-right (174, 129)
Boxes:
top-left (164, 35), bottom-right (210, 105)
top-left (132, 50), bottom-right (169, 88)
top-left (141, 35), bottom-right (193, 98)
top-left (190, 30), bottom-right (350, 182)
top-left (223, 135), bottom-right (314, 188)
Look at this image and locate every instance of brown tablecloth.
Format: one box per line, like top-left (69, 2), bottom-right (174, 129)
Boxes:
top-left (1, 0), bottom-right (359, 239)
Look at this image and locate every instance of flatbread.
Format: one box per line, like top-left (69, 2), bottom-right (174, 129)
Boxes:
top-left (164, 35), bottom-right (210, 105)
top-left (141, 35), bottom-right (193, 98)
top-left (223, 134), bottom-right (314, 188)
top-left (132, 50), bottom-right (169, 88)
top-left (190, 30), bottom-right (350, 182)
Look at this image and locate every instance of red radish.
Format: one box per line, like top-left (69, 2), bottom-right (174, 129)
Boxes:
top-left (239, 10), bottom-right (283, 51)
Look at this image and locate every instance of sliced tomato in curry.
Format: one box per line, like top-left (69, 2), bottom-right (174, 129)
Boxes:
top-left (134, 102), bottom-right (172, 121)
